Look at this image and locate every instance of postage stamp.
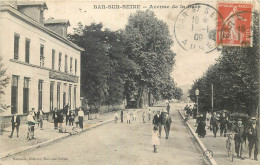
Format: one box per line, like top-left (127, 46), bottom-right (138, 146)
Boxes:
top-left (217, 3), bottom-right (253, 46)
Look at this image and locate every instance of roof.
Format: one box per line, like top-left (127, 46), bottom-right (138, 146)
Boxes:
top-left (44, 19), bottom-right (70, 26)
top-left (17, 1), bottom-right (48, 10)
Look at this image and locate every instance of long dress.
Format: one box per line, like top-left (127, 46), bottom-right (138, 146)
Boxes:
top-left (151, 130), bottom-right (160, 145)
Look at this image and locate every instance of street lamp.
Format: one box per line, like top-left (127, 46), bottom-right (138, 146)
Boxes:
top-left (195, 88), bottom-right (199, 115)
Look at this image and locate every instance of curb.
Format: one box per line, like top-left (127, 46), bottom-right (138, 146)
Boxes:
top-left (177, 110), bottom-right (218, 165)
top-left (0, 109), bottom-right (145, 159)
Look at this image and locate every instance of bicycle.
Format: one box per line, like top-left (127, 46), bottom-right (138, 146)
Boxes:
top-left (26, 122), bottom-right (38, 140)
top-left (114, 116), bottom-right (118, 123)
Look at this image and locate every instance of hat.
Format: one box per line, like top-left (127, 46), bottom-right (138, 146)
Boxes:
top-left (251, 117), bottom-right (257, 120)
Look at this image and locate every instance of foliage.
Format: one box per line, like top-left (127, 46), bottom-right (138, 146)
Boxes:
top-left (0, 56), bottom-right (10, 113)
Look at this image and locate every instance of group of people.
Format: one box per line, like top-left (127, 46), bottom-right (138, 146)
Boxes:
top-left (184, 105), bottom-right (259, 161)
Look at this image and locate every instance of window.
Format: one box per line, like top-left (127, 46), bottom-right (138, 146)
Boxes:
top-left (52, 49), bottom-right (55, 69)
top-left (14, 34), bottom-right (20, 59)
top-left (74, 86), bottom-right (77, 109)
top-left (38, 80), bottom-right (43, 111)
top-left (23, 78), bottom-right (30, 114)
top-left (50, 82), bottom-right (54, 111)
top-left (40, 44), bottom-right (45, 66)
top-left (75, 59), bottom-right (77, 75)
top-left (11, 75), bottom-right (19, 114)
top-left (57, 83), bottom-right (61, 109)
top-left (25, 39), bottom-right (30, 63)
top-left (69, 85), bottom-right (72, 109)
top-left (65, 55), bottom-right (68, 73)
top-left (63, 84), bottom-right (67, 108)
top-left (58, 53), bottom-right (62, 71)
top-left (70, 57), bottom-right (73, 73)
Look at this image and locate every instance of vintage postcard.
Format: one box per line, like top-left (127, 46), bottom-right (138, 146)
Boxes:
top-left (0, 0), bottom-right (259, 165)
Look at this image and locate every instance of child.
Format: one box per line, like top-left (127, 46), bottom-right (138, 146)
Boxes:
top-left (152, 125), bottom-right (160, 153)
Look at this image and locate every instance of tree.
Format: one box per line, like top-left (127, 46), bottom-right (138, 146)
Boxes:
top-left (0, 56), bottom-right (10, 113)
top-left (124, 10), bottom-right (177, 108)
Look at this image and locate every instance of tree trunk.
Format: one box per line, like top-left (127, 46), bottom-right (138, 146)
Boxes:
top-left (136, 85), bottom-right (144, 108)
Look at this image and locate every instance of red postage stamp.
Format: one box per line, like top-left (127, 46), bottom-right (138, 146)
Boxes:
top-left (217, 3), bottom-right (253, 46)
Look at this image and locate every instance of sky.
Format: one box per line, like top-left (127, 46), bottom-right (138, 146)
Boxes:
top-left (44, 0), bottom-right (222, 88)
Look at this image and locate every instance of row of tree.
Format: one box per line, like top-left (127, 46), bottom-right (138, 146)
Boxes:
top-left (69, 10), bottom-right (182, 109)
top-left (189, 14), bottom-right (259, 116)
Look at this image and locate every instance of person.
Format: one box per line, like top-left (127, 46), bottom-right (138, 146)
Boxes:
top-left (31, 108), bottom-right (37, 120)
top-left (210, 112), bottom-right (219, 138)
top-left (166, 103), bottom-right (170, 114)
top-left (148, 109), bottom-right (151, 121)
top-left (133, 110), bottom-right (137, 121)
top-left (57, 109), bottom-right (64, 133)
top-left (78, 107), bottom-right (84, 130)
top-left (192, 106), bottom-right (197, 119)
top-left (9, 113), bottom-right (20, 138)
top-left (69, 110), bottom-right (75, 126)
top-left (152, 125), bottom-right (160, 153)
top-left (114, 111), bottom-right (118, 123)
top-left (27, 111), bottom-right (36, 140)
top-left (248, 117), bottom-right (258, 161)
top-left (164, 113), bottom-right (172, 139)
top-left (189, 105), bottom-right (193, 116)
top-left (153, 111), bottom-right (162, 138)
top-left (121, 110), bottom-right (124, 123)
top-left (220, 112), bottom-right (228, 137)
top-left (234, 118), bottom-right (246, 160)
top-left (206, 112), bottom-right (211, 129)
top-left (142, 111), bottom-right (146, 123)
top-left (197, 114), bottom-right (206, 138)
top-left (126, 112), bottom-right (131, 124)
top-left (64, 104), bottom-right (70, 125)
top-left (53, 108), bottom-right (59, 130)
top-left (37, 109), bottom-right (44, 129)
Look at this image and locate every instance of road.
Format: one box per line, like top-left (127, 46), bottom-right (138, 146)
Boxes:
top-left (1, 103), bottom-right (209, 165)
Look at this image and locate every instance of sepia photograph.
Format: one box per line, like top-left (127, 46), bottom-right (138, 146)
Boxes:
top-left (0, 0), bottom-right (259, 164)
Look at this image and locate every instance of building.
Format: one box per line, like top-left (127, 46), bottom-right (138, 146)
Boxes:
top-left (0, 1), bottom-right (84, 115)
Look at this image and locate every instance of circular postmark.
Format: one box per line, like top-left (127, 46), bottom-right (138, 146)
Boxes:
top-left (203, 150), bottom-right (213, 159)
top-left (174, 3), bottom-right (223, 53)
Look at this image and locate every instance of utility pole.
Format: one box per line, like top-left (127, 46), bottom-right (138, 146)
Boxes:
top-left (211, 83), bottom-right (213, 113)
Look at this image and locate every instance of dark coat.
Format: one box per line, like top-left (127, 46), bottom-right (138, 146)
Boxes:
top-left (36, 110), bottom-right (44, 119)
top-left (53, 111), bottom-right (58, 120)
top-left (11, 116), bottom-right (20, 127)
top-left (165, 116), bottom-right (172, 126)
top-left (153, 114), bottom-right (162, 125)
top-left (234, 125), bottom-right (246, 142)
top-left (248, 124), bottom-right (258, 141)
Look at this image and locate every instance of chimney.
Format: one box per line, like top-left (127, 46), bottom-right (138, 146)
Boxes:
top-left (17, 1), bottom-right (47, 24)
top-left (44, 19), bottom-right (70, 38)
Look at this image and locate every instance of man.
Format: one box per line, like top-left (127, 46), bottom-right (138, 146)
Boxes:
top-left (64, 104), bottom-right (70, 125)
top-left (58, 109), bottom-right (64, 133)
top-left (164, 113), bottom-right (172, 139)
top-left (53, 108), bottom-right (59, 130)
top-left (31, 108), bottom-right (37, 120)
top-left (234, 118), bottom-right (246, 160)
top-left (121, 110), bottom-right (124, 123)
top-left (248, 117), bottom-right (258, 161)
top-left (9, 112), bottom-right (20, 138)
top-left (166, 103), bottom-right (170, 114)
top-left (27, 111), bottom-right (36, 140)
top-left (210, 112), bottom-right (219, 138)
top-left (69, 110), bottom-right (75, 126)
top-left (78, 107), bottom-right (84, 130)
top-left (220, 112), bottom-right (228, 137)
top-left (153, 111), bottom-right (162, 138)
top-left (37, 109), bottom-right (44, 129)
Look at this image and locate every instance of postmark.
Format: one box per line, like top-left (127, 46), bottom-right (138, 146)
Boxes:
top-left (217, 3), bottom-right (253, 47)
top-left (203, 150), bottom-right (213, 160)
top-left (174, 3), bottom-right (223, 53)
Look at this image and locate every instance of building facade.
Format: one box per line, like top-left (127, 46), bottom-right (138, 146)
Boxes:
top-left (0, 1), bottom-right (83, 115)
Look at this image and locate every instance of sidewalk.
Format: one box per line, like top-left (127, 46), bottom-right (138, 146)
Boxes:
top-left (183, 110), bottom-right (259, 165)
top-left (0, 108), bottom-right (145, 159)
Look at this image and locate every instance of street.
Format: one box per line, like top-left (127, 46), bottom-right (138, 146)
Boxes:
top-left (1, 103), bottom-right (209, 165)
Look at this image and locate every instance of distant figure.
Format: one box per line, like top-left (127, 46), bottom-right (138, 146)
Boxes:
top-left (133, 110), bottom-right (137, 121)
top-left (27, 111), bottom-right (36, 140)
top-left (9, 113), bottom-right (20, 138)
top-left (69, 110), bottom-right (75, 126)
top-left (153, 111), bottom-right (162, 137)
top-left (114, 111), bottom-right (118, 123)
top-left (78, 108), bottom-right (84, 130)
top-left (121, 110), bottom-right (124, 123)
top-left (152, 125), bottom-right (160, 153)
top-left (126, 112), bottom-right (131, 124)
top-left (64, 104), bottom-right (70, 125)
top-left (220, 112), bottom-right (228, 137)
top-left (166, 103), bottom-right (170, 114)
top-left (37, 109), bottom-right (44, 129)
top-left (148, 109), bottom-right (151, 121)
top-left (248, 117), bottom-right (259, 161)
top-left (210, 112), bottom-right (219, 138)
top-left (58, 110), bottom-right (64, 133)
top-left (142, 111), bottom-right (146, 123)
top-left (53, 108), bottom-right (59, 130)
top-left (164, 113), bottom-right (172, 139)
top-left (234, 118), bottom-right (246, 160)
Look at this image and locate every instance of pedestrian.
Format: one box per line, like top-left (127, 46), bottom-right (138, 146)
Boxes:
top-left (189, 105), bottom-right (193, 116)
top-left (234, 118), bottom-right (246, 160)
top-left (142, 111), bottom-right (146, 123)
top-left (152, 125), bottom-right (160, 153)
top-left (69, 110), bottom-right (75, 126)
top-left (53, 108), bottom-right (59, 130)
top-left (31, 108), bottom-right (37, 120)
top-left (148, 109), bottom-right (151, 121)
top-left (121, 110), bottom-right (124, 123)
top-left (9, 112), bottom-right (20, 138)
top-left (64, 104), bottom-right (70, 125)
top-left (220, 112), bottom-right (228, 137)
top-left (248, 117), bottom-right (258, 161)
top-left (114, 111), bottom-right (118, 123)
top-left (27, 111), bottom-right (35, 140)
top-left (206, 112), bottom-right (211, 129)
top-left (197, 114), bottom-right (206, 138)
top-left (58, 109), bottom-right (64, 133)
top-left (164, 113), bottom-right (172, 139)
top-left (133, 110), bottom-right (137, 121)
top-left (166, 103), bottom-right (170, 114)
top-left (126, 112), bottom-right (131, 124)
top-left (153, 111), bottom-right (162, 138)
top-left (78, 107), bottom-right (84, 130)
top-left (210, 112), bottom-right (219, 138)
top-left (74, 115), bottom-right (79, 127)
top-left (37, 109), bottom-right (44, 129)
